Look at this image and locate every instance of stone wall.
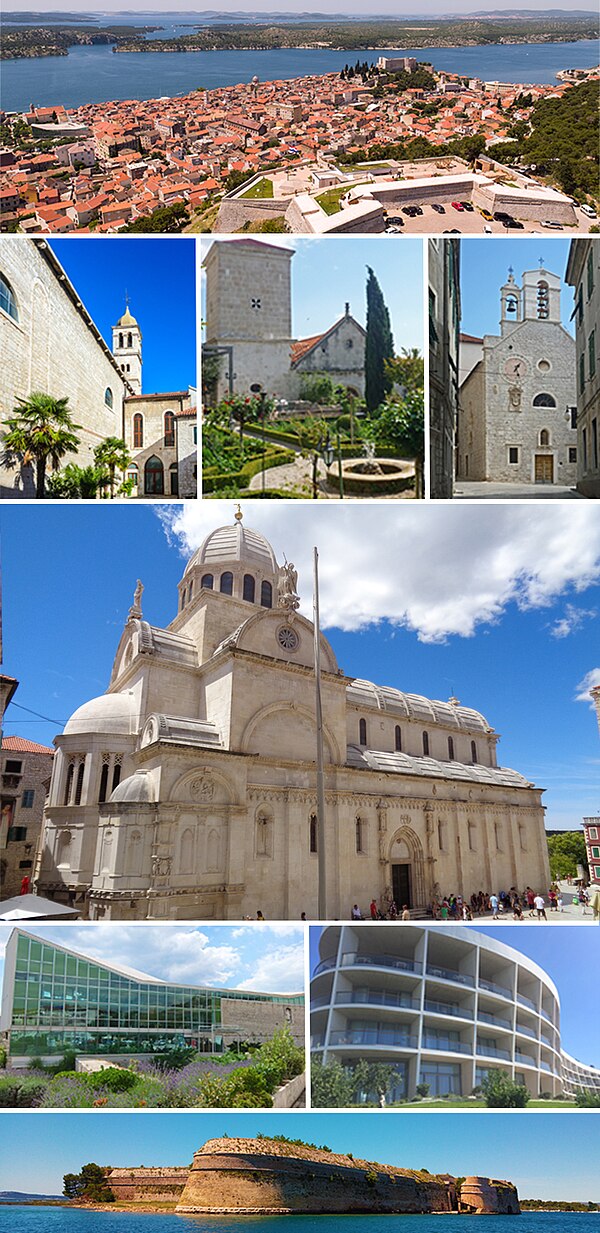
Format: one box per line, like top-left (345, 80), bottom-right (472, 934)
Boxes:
top-left (0, 743), bottom-right (54, 898)
top-left (461, 1177), bottom-right (520, 1215)
top-left (108, 1167), bottom-right (190, 1203)
top-left (221, 996), bottom-right (305, 1046)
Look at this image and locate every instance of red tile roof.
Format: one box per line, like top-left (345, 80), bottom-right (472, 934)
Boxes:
top-left (290, 332), bottom-right (325, 364)
top-left (2, 735), bottom-right (55, 755)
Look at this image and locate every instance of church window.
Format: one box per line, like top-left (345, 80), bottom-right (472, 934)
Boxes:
top-left (133, 413), bottom-right (143, 448)
top-left (0, 274), bottom-right (19, 322)
top-left (169, 463), bottom-right (179, 497)
top-left (164, 411), bottom-right (175, 447)
top-left (539, 429), bottom-right (550, 446)
top-left (537, 359), bottom-right (551, 372)
top-left (309, 814), bottom-right (318, 854)
top-left (207, 828), bottom-right (219, 872)
top-left (471, 741), bottom-right (477, 763)
top-left (179, 828), bottom-right (194, 872)
top-left (220, 571), bottom-right (233, 596)
top-left (448, 736), bottom-right (454, 760)
top-left (112, 759), bottom-right (122, 793)
top-left (144, 456), bottom-right (164, 496)
top-left (251, 297), bottom-right (261, 310)
top-left (118, 332), bottom-right (124, 348)
top-left (355, 816), bottom-right (365, 854)
top-left (260, 580), bottom-right (272, 608)
top-left (256, 811), bottom-right (273, 858)
top-left (243, 574), bottom-right (256, 603)
top-left (359, 718), bottom-right (367, 746)
top-left (438, 820), bottom-right (446, 850)
top-left (127, 332), bottom-right (133, 347)
top-left (181, 586), bottom-right (187, 609)
top-left (508, 447), bottom-right (519, 464)
top-left (532, 393), bottom-right (556, 408)
top-left (422, 731), bottom-right (430, 756)
top-left (99, 759), bottom-right (109, 804)
top-left (64, 763), bottom-right (74, 806)
top-left (104, 387), bottom-right (113, 409)
top-left (188, 580), bottom-right (193, 601)
top-left (345, 338), bottom-right (354, 350)
top-left (395, 725), bottom-right (402, 752)
top-left (74, 760), bottom-right (85, 806)
top-left (201, 574), bottom-right (214, 590)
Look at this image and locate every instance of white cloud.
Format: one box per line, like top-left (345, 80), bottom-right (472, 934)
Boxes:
top-left (236, 943), bottom-right (305, 994)
top-left (32, 925), bottom-right (244, 987)
top-left (549, 604), bottom-right (596, 639)
top-left (158, 503), bottom-right (600, 643)
top-left (576, 668), bottom-right (600, 705)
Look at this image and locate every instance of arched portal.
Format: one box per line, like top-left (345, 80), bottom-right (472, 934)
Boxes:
top-left (387, 826), bottom-right (427, 910)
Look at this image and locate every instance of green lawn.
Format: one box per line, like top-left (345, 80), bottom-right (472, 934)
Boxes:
top-left (315, 182), bottom-right (368, 215)
top-left (241, 177), bottom-right (274, 199)
top-left (387, 1099), bottom-right (577, 1110)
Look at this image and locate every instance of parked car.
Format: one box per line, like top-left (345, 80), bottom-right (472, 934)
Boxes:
top-left (541, 220), bottom-right (563, 229)
top-left (478, 208), bottom-right (494, 221)
top-left (443, 229), bottom-right (461, 234)
top-left (483, 225), bottom-right (493, 234)
top-left (451, 201), bottom-right (464, 212)
top-left (386, 216), bottom-right (403, 224)
top-left (505, 218), bottom-right (524, 229)
top-left (460, 201), bottom-right (474, 212)
top-left (386, 224), bottom-right (404, 233)
top-left (493, 211), bottom-right (511, 222)
top-left (432, 203), bottom-right (446, 214)
top-left (581, 204), bottom-right (597, 218)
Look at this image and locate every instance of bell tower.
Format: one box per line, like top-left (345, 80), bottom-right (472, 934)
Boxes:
top-left (500, 268), bottom-right (522, 336)
top-left (112, 298), bottom-right (142, 394)
top-left (521, 264), bottom-right (561, 324)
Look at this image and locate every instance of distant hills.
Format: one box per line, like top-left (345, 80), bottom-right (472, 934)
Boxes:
top-left (0, 1192), bottom-right (64, 1202)
top-left (4, 7), bottom-right (599, 18)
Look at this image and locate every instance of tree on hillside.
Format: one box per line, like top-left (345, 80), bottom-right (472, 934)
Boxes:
top-left (364, 266), bottom-right (394, 414)
top-left (0, 392), bottom-right (82, 498)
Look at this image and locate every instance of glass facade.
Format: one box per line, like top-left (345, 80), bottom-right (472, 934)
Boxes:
top-left (8, 933), bottom-right (303, 1054)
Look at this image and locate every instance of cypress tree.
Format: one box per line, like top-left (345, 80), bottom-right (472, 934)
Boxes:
top-left (365, 266), bottom-right (394, 414)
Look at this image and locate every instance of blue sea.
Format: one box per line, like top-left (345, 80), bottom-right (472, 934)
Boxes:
top-left (1, 34), bottom-right (598, 111)
top-left (0, 1210), bottom-right (599, 1233)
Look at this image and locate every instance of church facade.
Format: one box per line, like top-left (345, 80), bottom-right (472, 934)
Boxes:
top-left (457, 263), bottom-right (577, 487)
top-left (203, 238), bottom-right (366, 404)
top-left (0, 237), bottom-right (196, 498)
top-left (36, 514), bottom-right (550, 921)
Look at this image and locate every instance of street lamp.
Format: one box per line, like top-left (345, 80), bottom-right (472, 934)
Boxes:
top-left (312, 432), bottom-right (334, 500)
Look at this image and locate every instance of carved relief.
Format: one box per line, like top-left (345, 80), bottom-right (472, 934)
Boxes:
top-left (190, 775), bottom-right (215, 802)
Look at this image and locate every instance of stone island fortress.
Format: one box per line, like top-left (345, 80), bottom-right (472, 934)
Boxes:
top-left (106, 1137), bottom-right (520, 1216)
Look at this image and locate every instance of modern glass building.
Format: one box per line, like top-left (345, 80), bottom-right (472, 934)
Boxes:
top-left (0, 929), bottom-right (304, 1063)
top-left (311, 925), bottom-right (600, 1101)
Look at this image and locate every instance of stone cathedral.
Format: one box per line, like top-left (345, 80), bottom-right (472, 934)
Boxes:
top-left (457, 263), bottom-right (577, 487)
top-left (36, 512), bottom-right (550, 920)
top-left (203, 238), bottom-right (366, 404)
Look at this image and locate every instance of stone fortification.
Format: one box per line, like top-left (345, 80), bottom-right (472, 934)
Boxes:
top-left (460, 1177), bottom-right (521, 1215)
top-left (175, 1138), bottom-right (519, 1215)
top-left (108, 1167), bottom-right (190, 1203)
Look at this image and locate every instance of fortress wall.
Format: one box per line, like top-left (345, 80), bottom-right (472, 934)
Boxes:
top-left (461, 1177), bottom-right (520, 1215)
top-left (108, 1167), bottom-right (190, 1203)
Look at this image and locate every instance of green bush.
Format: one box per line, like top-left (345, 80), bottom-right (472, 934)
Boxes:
top-left (93, 1067), bottom-right (139, 1093)
top-left (202, 449), bottom-right (294, 493)
top-left (575, 1090), bottom-right (600, 1108)
top-left (0, 1074), bottom-right (49, 1107)
top-left (481, 1071), bottom-right (529, 1108)
top-left (415, 1082), bottom-right (430, 1099)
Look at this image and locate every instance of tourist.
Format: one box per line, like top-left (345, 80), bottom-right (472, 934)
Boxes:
top-left (256, 910), bottom-right (265, 921)
top-left (533, 893), bottom-right (547, 920)
top-left (548, 888), bottom-right (558, 912)
top-left (490, 892), bottom-right (500, 920)
top-left (557, 892), bottom-right (564, 912)
top-left (351, 903), bottom-right (363, 920)
top-left (402, 904), bottom-right (410, 921)
top-left (370, 898), bottom-right (378, 920)
top-left (512, 898), bottom-right (523, 920)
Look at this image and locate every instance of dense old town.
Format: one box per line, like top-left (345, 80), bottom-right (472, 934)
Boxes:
top-left (1, 63), bottom-right (597, 235)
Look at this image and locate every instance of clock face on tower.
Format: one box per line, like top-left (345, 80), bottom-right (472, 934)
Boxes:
top-left (277, 626), bottom-right (299, 652)
top-left (503, 357), bottom-right (528, 381)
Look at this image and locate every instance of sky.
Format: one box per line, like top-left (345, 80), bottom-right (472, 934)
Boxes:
top-left (48, 238), bottom-right (196, 395)
top-left (200, 236), bottom-right (424, 355)
top-left (0, 922), bottom-right (305, 993)
top-left (2, 501), bottom-right (599, 829)
top-left (0, 1110), bottom-right (596, 1200)
top-left (460, 239), bottom-right (575, 339)
top-left (309, 924), bottom-right (600, 1064)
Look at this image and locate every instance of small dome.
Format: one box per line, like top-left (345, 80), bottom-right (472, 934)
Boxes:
top-left (109, 769), bottom-right (155, 804)
top-left (115, 306), bottom-right (138, 328)
top-left (184, 519), bottom-right (278, 577)
top-left (63, 692), bottom-right (135, 736)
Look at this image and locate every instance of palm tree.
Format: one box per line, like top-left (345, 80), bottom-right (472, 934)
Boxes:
top-left (93, 437), bottom-right (132, 498)
top-left (1, 392), bottom-right (82, 499)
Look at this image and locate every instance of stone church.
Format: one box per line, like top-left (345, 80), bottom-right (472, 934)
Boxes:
top-left (36, 512), bottom-right (550, 921)
top-left (0, 237), bottom-right (196, 498)
top-left (457, 263), bottom-right (577, 487)
top-left (203, 239), bottom-right (366, 404)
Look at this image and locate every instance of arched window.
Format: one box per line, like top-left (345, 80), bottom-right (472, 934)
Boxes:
top-left (133, 413), bottom-right (143, 448)
top-left (112, 761), bottom-right (122, 792)
top-left (359, 717), bottom-right (367, 746)
top-left (188, 580), bottom-right (193, 601)
top-left (243, 574), bottom-right (255, 603)
top-left (127, 830), bottom-right (143, 877)
top-left (74, 761), bottom-right (85, 806)
top-left (64, 763), bottom-right (74, 806)
top-left (395, 724), bottom-right (402, 752)
top-left (438, 820), bottom-right (446, 850)
top-left (99, 761), bottom-right (109, 804)
top-left (144, 455), bottom-right (164, 495)
top-left (422, 731), bottom-right (430, 756)
top-left (57, 830), bottom-right (72, 867)
top-left (220, 571), bottom-right (233, 596)
top-left (309, 814), bottom-right (318, 854)
top-left (181, 586), bottom-right (187, 609)
top-left (207, 828), bottom-right (219, 872)
top-left (448, 736), bottom-right (454, 760)
top-left (355, 816), bottom-right (364, 854)
top-left (260, 580), bottom-right (272, 608)
top-left (539, 429), bottom-right (550, 446)
top-left (471, 740), bottom-right (477, 764)
top-left (118, 332), bottom-right (124, 348)
top-left (179, 828), bottom-right (194, 872)
top-left (127, 465), bottom-right (138, 487)
top-left (0, 275), bottom-right (19, 322)
top-left (127, 332), bottom-right (132, 348)
top-left (164, 411), bottom-right (175, 447)
top-left (256, 811), bottom-right (273, 858)
top-left (533, 393), bottom-right (556, 408)
top-left (104, 387), bottom-right (113, 409)
top-left (201, 573), bottom-right (214, 590)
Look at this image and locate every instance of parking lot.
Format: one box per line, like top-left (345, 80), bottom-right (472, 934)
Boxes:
top-left (383, 202), bottom-right (596, 236)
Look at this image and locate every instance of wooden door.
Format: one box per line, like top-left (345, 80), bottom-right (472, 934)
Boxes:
top-left (534, 454), bottom-right (553, 484)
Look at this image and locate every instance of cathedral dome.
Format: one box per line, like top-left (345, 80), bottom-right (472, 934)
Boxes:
top-left (109, 769), bottom-right (156, 804)
top-left (115, 306), bottom-right (138, 328)
top-left (184, 518), bottom-right (278, 577)
top-left (63, 691), bottom-right (135, 736)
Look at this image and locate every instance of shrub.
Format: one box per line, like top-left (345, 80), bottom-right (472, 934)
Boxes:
top-left (0, 1074), bottom-right (49, 1107)
top-left (575, 1091), bottom-right (600, 1108)
top-left (93, 1067), bottom-right (139, 1093)
top-left (481, 1071), bottom-right (529, 1108)
top-left (415, 1082), bottom-right (430, 1099)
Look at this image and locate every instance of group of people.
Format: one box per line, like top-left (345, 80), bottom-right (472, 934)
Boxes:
top-left (348, 882), bottom-right (596, 923)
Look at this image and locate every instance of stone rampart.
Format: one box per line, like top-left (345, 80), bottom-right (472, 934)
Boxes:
top-left (108, 1167), bottom-right (190, 1203)
top-left (461, 1177), bottom-right (520, 1215)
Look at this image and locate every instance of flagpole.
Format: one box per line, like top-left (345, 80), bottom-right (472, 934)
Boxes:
top-left (314, 546), bottom-right (327, 919)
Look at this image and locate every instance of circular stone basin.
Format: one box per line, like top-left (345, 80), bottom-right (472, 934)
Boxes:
top-left (327, 457), bottom-right (415, 495)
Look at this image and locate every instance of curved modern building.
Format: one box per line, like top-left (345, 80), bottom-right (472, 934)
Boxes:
top-left (0, 929), bottom-right (304, 1066)
top-left (311, 925), bottom-right (600, 1101)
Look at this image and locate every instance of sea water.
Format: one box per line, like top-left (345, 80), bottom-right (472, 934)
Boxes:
top-left (1, 37), bottom-right (598, 111)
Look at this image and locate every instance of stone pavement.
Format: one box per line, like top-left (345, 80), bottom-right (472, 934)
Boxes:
top-left (453, 481), bottom-right (584, 501)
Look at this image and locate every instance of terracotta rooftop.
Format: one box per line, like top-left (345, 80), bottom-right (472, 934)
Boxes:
top-left (290, 332), bottom-right (325, 364)
top-left (2, 735), bottom-right (55, 755)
